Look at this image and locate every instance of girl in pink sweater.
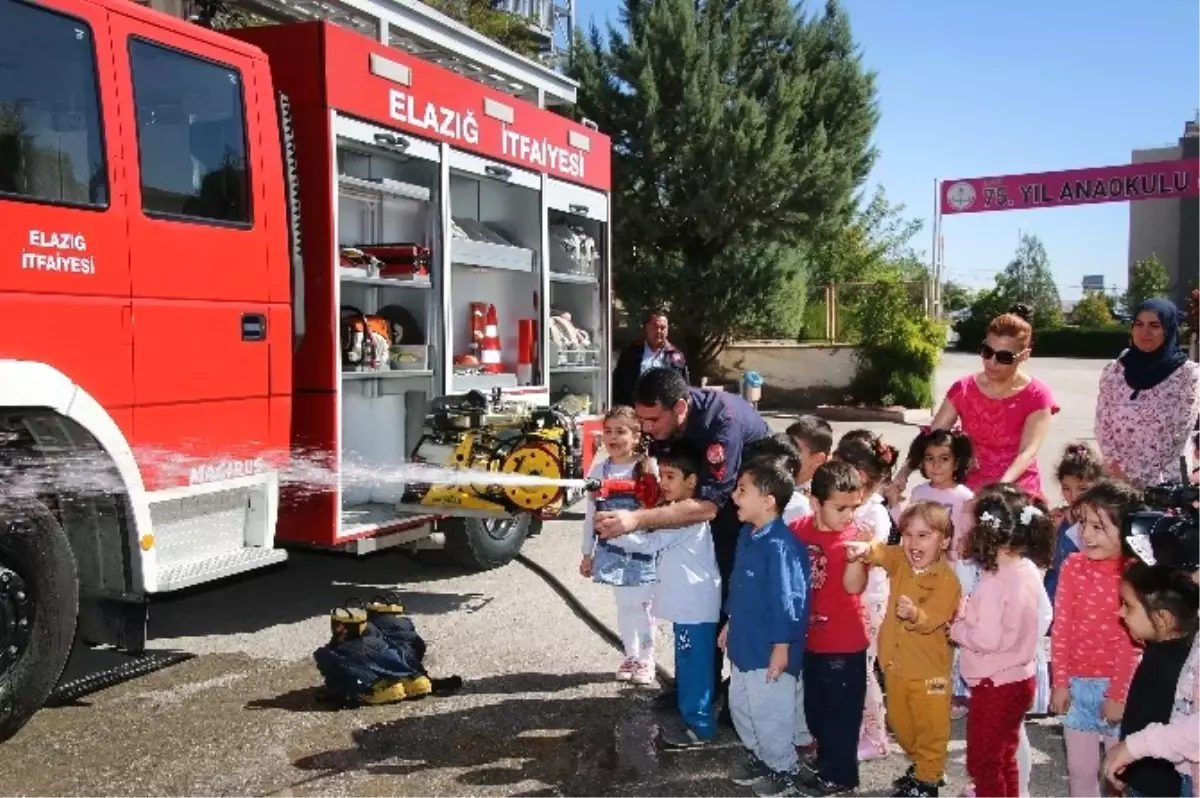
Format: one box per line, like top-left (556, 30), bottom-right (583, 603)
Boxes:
top-left (951, 486), bottom-right (1055, 797)
top-left (1050, 480), bottom-right (1144, 797)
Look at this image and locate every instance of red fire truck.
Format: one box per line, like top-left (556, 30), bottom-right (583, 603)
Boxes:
top-left (0, 0), bottom-right (612, 740)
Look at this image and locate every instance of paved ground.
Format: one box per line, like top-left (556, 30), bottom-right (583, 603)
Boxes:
top-left (0, 353), bottom-right (1103, 797)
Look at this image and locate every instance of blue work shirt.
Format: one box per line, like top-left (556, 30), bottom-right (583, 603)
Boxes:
top-left (650, 388), bottom-right (770, 510)
top-left (724, 517), bottom-right (811, 676)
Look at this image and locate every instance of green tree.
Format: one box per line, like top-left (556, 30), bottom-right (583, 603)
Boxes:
top-left (996, 233), bottom-right (1063, 330)
top-left (850, 271), bottom-right (946, 408)
top-left (1071, 291), bottom-right (1117, 329)
top-left (952, 284), bottom-right (1012, 352)
top-left (1124, 256), bottom-right (1171, 315)
top-left (422, 0), bottom-right (541, 56)
top-left (570, 0), bottom-right (879, 375)
top-left (808, 185), bottom-right (924, 288)
top-left (942, 281), bottom-right (975, 313)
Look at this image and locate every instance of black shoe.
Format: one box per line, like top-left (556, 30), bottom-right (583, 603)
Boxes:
top-left (795, 760), bottom-right (821, 785)
top-left (893, 778), bottom-right (939, 797)
top-left (730, 753), bottom-right (771, 786)
top-left (893, 765), bottom-right (916, 789)
top-left (893, 765), bottom-right (946, 790)
top-left (658, 718), bottom-right (710, 750)
top-left (752, 769), bottom-right (801, 797)
top-left (796, 775), bottom-right (853, 797)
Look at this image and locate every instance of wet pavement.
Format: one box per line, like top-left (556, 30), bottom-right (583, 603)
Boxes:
top-left (0, 353), bottom-right (1096, 796)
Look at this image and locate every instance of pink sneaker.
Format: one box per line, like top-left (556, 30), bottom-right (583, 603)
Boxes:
top-left (857, 735), bottom-right (888, 762)
top-left (630, 661), bottom-right (656, 686)
top-left (615, 659), bottom-right (636, 682)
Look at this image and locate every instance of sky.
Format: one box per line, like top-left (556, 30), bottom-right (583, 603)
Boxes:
top-left (571, 0), bottom-right (1200, 299)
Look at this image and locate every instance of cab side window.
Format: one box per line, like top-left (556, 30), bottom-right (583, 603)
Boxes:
top-left (0, 0), bottom-right (108, 207)
top-left (129, 39), bottom-right (251, 225)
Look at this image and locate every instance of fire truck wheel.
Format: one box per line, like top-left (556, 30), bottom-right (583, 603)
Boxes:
top-left (0, 497), bottom-right (79, 743)
top-left (443, 515), bottom-right (534, 571)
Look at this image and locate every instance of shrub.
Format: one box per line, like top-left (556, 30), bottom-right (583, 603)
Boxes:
top-left (1071, 291), bottom-right (1118, 329)
top-left (952, 287), bottom-right (1009, 353)
top-left (850, 277), bottom-right (946, 408)
top-left (1029, 328), bottom-right (1129, 359)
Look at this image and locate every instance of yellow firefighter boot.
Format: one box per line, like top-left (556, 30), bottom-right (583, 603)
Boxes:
top-left (399, 675), bottom-right (432, 698)
top-left (360, 679), bottom-right (407, 705)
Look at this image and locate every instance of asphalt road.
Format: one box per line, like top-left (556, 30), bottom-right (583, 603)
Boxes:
top-left (0, 352), bottom-right (1102, 797)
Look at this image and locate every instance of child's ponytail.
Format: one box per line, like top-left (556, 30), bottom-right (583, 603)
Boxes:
top-left (904, 426), bottom-right (976, 485)
top-left (835, 430), bottom-right (900, 488)
top-left (968, 483), bottom-right (1055, 570)
top-left (1055, 442), bottom-right (1104, 484)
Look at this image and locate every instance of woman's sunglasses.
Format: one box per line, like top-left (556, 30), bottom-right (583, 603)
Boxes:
top-left (979, 342), bottom-right (1023, 365)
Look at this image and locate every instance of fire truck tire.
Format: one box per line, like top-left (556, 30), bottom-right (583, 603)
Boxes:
top-left (443, 515), bottom-right (535, 571)
top-left (0, 497), bottom-right (78, 743)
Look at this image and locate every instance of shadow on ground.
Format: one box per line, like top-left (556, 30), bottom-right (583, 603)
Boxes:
top-left (288, 686), bottom-right (710, 792)
top-left (147, 549), bottom-right (487, 640)
top-left (245, 671), bottom-right (622, 714)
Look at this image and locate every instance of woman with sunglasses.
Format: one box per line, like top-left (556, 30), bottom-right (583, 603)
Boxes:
top-left (890, 305), bottom-right (1060, 501)
top-left (1094, 297), bottom-right (1200, 489)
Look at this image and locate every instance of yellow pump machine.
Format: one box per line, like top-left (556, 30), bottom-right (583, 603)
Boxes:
top-left (404, 389), bottom-right (590, 517)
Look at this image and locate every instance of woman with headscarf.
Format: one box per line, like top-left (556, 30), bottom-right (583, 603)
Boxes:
top-left (1095, 297), bottom-right (1200, 489)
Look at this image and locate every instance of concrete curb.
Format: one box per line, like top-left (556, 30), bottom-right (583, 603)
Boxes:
top-left (763, 406), bottom-right (933, 426)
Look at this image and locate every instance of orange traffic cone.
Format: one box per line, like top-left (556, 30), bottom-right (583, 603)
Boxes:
top-left (481, 304), bottom-right (502, 374)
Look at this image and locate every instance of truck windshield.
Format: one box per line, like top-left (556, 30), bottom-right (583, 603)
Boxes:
top-left (0, 0), bottom-right (107, 207)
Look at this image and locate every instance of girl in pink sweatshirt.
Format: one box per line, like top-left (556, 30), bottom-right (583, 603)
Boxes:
top-left (951, 486), bottom-right (1055, 797)
top-left (1050, 479), bottom-right (1144, 797)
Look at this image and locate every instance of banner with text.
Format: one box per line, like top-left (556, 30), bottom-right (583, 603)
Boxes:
top-left (940, 159), bottom-right (1200, 215)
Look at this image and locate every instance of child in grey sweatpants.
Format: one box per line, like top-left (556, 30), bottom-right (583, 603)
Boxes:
top-left (719, 460), bottom-right (811, 797)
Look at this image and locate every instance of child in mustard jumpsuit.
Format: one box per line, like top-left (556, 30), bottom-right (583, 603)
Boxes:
top-left (845, 501), bottom-right (961, 797)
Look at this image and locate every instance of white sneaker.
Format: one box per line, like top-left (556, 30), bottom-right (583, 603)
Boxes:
top-left (615, 658), bottom-right (637, 682)
top-left (630, 661), bottom-right (656, 686)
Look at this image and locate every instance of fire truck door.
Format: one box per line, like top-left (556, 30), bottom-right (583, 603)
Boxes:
top-left (109, 14), bottom-right (272, 487)
top-left (0, 0), bottom-right (133, 425)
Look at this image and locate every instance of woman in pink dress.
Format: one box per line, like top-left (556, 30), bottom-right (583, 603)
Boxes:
top-left (892, 305), bottom-right (1060, 500)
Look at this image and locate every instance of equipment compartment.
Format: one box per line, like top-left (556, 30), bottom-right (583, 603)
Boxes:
top-left (546, 179), bottom-right (609, 413)
top-left (447, 150), bottom-right (544, 397)
top-left (334, 122), bottom-right (440, 532)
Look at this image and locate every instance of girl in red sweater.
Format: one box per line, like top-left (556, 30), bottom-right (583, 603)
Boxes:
top-left (1050, 479), bottom-right (1143, 797)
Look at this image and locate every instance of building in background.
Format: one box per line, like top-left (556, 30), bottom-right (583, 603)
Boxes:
top-left (1128, 117), bottom-right (1199, 309)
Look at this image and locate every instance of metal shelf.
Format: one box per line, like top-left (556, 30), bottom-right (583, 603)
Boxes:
top-left (342, 369), bottom-right (435, 381)
top-left (550, 365), bottom-right (601, 373)
top-left (451, 238), bottom-right (536, 272)
top-left (338, 174), bottom-right (431, 203)
top-left (339, 267), bottom-right (432, 288)
top-left (549, 271), bottom-right (598, 285)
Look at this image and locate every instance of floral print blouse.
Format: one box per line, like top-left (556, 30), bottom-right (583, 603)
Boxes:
top-left (1094, 358), bottom-right (1200, 488)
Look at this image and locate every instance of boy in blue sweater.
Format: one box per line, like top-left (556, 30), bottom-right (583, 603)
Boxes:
top-left (719, 457), bottom-right (812, 797)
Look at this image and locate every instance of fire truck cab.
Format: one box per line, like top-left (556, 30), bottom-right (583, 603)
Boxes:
top-left (0, 0), bottom-right (611, 741)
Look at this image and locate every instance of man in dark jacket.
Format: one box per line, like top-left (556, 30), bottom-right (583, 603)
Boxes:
top-left (612, 309), bottom-right (689, 406)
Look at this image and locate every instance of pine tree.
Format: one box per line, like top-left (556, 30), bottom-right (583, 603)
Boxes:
top-left (570, 0), bottom-right (878, 374)
top-left (996, 233), bottom-right (1063, 330)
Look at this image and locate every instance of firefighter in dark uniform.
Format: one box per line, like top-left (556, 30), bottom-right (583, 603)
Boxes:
top-left (593, 367), bottom-right (770, 710)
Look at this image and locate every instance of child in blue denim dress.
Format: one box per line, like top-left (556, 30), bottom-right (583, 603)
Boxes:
top-left (580, 406), bottom-right (663, 686)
